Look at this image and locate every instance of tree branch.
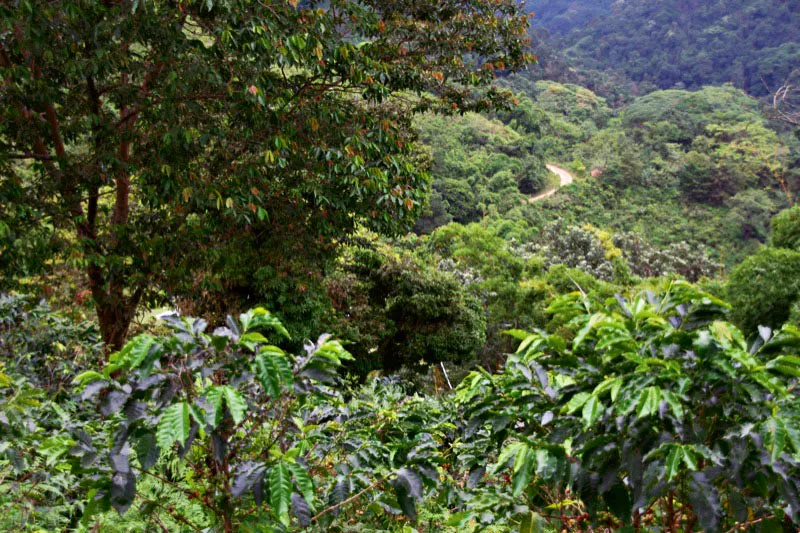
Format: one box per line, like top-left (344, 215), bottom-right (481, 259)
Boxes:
top-left (310, 478), bottom-right (384, 523)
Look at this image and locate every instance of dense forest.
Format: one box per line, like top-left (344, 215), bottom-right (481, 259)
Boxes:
top-left (2, 0), bottom-right (800, 531)
top-left (524, 0), bottom-right (800, 97)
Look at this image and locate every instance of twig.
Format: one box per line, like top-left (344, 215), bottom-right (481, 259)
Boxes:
top-left (310, 478), bottom-right (384, 523)
top-left (723, 516), bottom-right (773, 533)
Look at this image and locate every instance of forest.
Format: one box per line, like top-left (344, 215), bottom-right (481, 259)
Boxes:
top-left (1, 0), bottom-right (800, 531)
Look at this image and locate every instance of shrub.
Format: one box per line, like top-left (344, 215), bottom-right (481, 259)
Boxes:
top-left (727, 247), bottom-right (800, 335)
top-left (456, 282), bottom-right (800, 530)
top-left (771, 206), bottom-right (800, 250)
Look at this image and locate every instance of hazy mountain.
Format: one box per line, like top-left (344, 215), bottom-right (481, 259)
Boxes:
top-left (525, 0), bottom-right (800, 96)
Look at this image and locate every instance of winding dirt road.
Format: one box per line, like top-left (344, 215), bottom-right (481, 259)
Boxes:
top-left (529, 164), bottom-right (574, 202)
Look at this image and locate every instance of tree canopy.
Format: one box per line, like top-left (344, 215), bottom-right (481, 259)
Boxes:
top-left (0, 0), bottom-right (532, 347)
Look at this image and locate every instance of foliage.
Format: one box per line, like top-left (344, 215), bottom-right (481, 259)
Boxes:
top-left (771, 205), bottom-right (800, 250)
top-left (526, 0), bottom-right (800, 97)
top-left (326, 234), bottom-right (486, 374)
top-left (0, 0), bottom-right (531, 348)
top-left (456, 282), bottom-right (800, 531)
top-left (518, 85), bottom-right (793, 267)
top-left (676, 121), bottom-right (787, 204)
top-left (60, 309), bottom-right (456, 531)
top-left (611, 233), bottom-right (721, 282)
top-left (414, 112), bottom-right (547, 229)
top-left (6, 278), bottom-right (800, 532)
top-left (0, 293), bottom-right (101, 390)
top-left (728, 247), bottom-right (800, 335)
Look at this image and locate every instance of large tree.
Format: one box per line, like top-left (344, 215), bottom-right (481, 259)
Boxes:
top-left (0, 0), bottom-right (531, 348)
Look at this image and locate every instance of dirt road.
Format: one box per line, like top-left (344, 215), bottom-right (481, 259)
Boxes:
top-left (529, 164), bottom-right (574, 202)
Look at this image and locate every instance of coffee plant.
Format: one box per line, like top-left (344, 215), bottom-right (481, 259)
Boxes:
top-left (3, 283), bottom-right (800, 531)
top-left (456, 281), bottom-right (800, 531)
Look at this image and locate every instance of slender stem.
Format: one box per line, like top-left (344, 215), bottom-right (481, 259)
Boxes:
top-left (722, 516), bottom-right (773, 533)
top-left (310, 478), bottom-right (384, 523)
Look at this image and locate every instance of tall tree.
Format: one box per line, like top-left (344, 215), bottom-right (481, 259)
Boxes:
top-left (0, 0), bottom-right (532, 348)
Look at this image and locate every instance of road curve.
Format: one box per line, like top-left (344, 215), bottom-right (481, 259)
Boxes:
top-left (529, 164), bottom-right (575, 202)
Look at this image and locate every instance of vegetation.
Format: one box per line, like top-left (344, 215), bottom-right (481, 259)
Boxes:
top-left (0, 0), bottom-right (531, 348)
top-left (4, 284), bottom-right (800, 531)
top-left (524, 0), bottom-right (800, 97)
top-left (2, 0), bottom-right (800, 531)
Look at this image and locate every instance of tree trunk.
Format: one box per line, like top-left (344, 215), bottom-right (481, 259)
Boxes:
top-left (96, 296), bottom-right (139, 351)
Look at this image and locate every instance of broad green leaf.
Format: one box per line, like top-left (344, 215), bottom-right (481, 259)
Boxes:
top-left (662, 390), bottom-right (684, 420)
top-left (682, 447), bottom-right (698, 471)
top-left (664, 445), bottom-right (684, 481)
top-left (254, 346), bottom-right (292, 396)
top-left (157, 402), bottom-right (192, 449)
top-left (511, 445), bottom-right (533, 497)
top-left (39, 435), bottom-right (75, 467)
top-left (710, 321), bottom-right (746, 351)
top-left (564, 392), bottom-right (591, 414)
top-left (312, 338), bottom-right (354, 363)
top-left (72, 371), bottom-right (106, 390)
top-left (514, 333), bottom-right (540, 354)
top-left (766, 355), bottom-right (800, 377)
top-left (205, 386), bottom-right (248, 426)
top-left (240, 308), bottom-right (290, 338)
top-left (238, 331), bottom-right (269, 347)
top-left (582, 395), bottom-right (604, 427)
top-left (269, 463), bottom-right (292, 526)
top-left (593, 377), bottom-right (622, 398)
top-left (492, 441), bottom-right (524, 474)
top-left (107, 334), bottom-right (159, 375)
top-left (635, 387), bottom-right (661, 418)
top-left (289, 463), bottom-right (316, 512)
top-left (610, 378), bottom-right (623, 402)
top-left (518, 511), bottom-right (547, 533)
top-left (765, 417), bottom-right (788, 462)
top-left (573, 313), bottom-right (604, 348)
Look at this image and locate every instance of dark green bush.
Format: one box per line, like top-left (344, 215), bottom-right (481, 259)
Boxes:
top-left (771, 206), bottom-right (800, 251)
top-left (727, 247), bottom-right (800, 334)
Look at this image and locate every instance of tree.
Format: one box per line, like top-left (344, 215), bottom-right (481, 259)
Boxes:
top-left (326, 236), bottom-right (486, 374)
top-left (771, 205), bottom-right (800, 250)
top-left (676, 122), bottom-right (786, 204)
top-left (0, 0), bottom-right (532, 348)
top-left (727, 247), bottom-right (800, 335)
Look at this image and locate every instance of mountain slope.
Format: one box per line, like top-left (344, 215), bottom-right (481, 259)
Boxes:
top-left (526, 0), bottom-right (800, 96)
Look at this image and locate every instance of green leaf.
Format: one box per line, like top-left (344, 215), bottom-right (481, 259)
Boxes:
top-left (107, 334), bottom-right (159, 375)
top-left (664, 445), bottom-right (684, 481)
top-left (582, 395), bottom-right (604, 427)
top-left (573, 313), bottom-right (604, 348)
top-left (254, 346), bottom-right (292, 396)
top-left (238, 331), bottom-right (269, 349)
top-left (289, 463), bottom-right (316, 512)
top-left (710, 321), bottom-right (746, 351)
top-left (635, 387), bottom-right (661, 418)
top-left (511, 447), bottom-right (533, 497)
top-left (269, 463), bottom-right (292, 526)
top-left (157, 402), bottom-right (192, 449)
top-left (240, 308), bottom-right (290, 338)
top-left (661, 390), bottom-right (684, 420)
top-left (564, 392), bottom-right (591, 414)
top-left (592, 376), bottom-right (621, 398)
top-left (39, 435), bottom-right (75, 467)
top-left (312, 338), bottom-right (354, 363)
top-left (492, 441), bottom-right (525, 474)
top-left (72, 371), bottom-right (106, 390)
top-left (765, 417), bottom-right (788, 462)
top-left (766, 355), bottom-right (800, 377)
top-left (206, 386), bottom-right (248, 427)
top-left (518, 511), bottom-right (547, 533)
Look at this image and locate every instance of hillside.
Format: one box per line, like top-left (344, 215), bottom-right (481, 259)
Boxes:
top-left (4, 2), bottom-right (800, 531)
top-left (525, 0), bottom-right (800, 96)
